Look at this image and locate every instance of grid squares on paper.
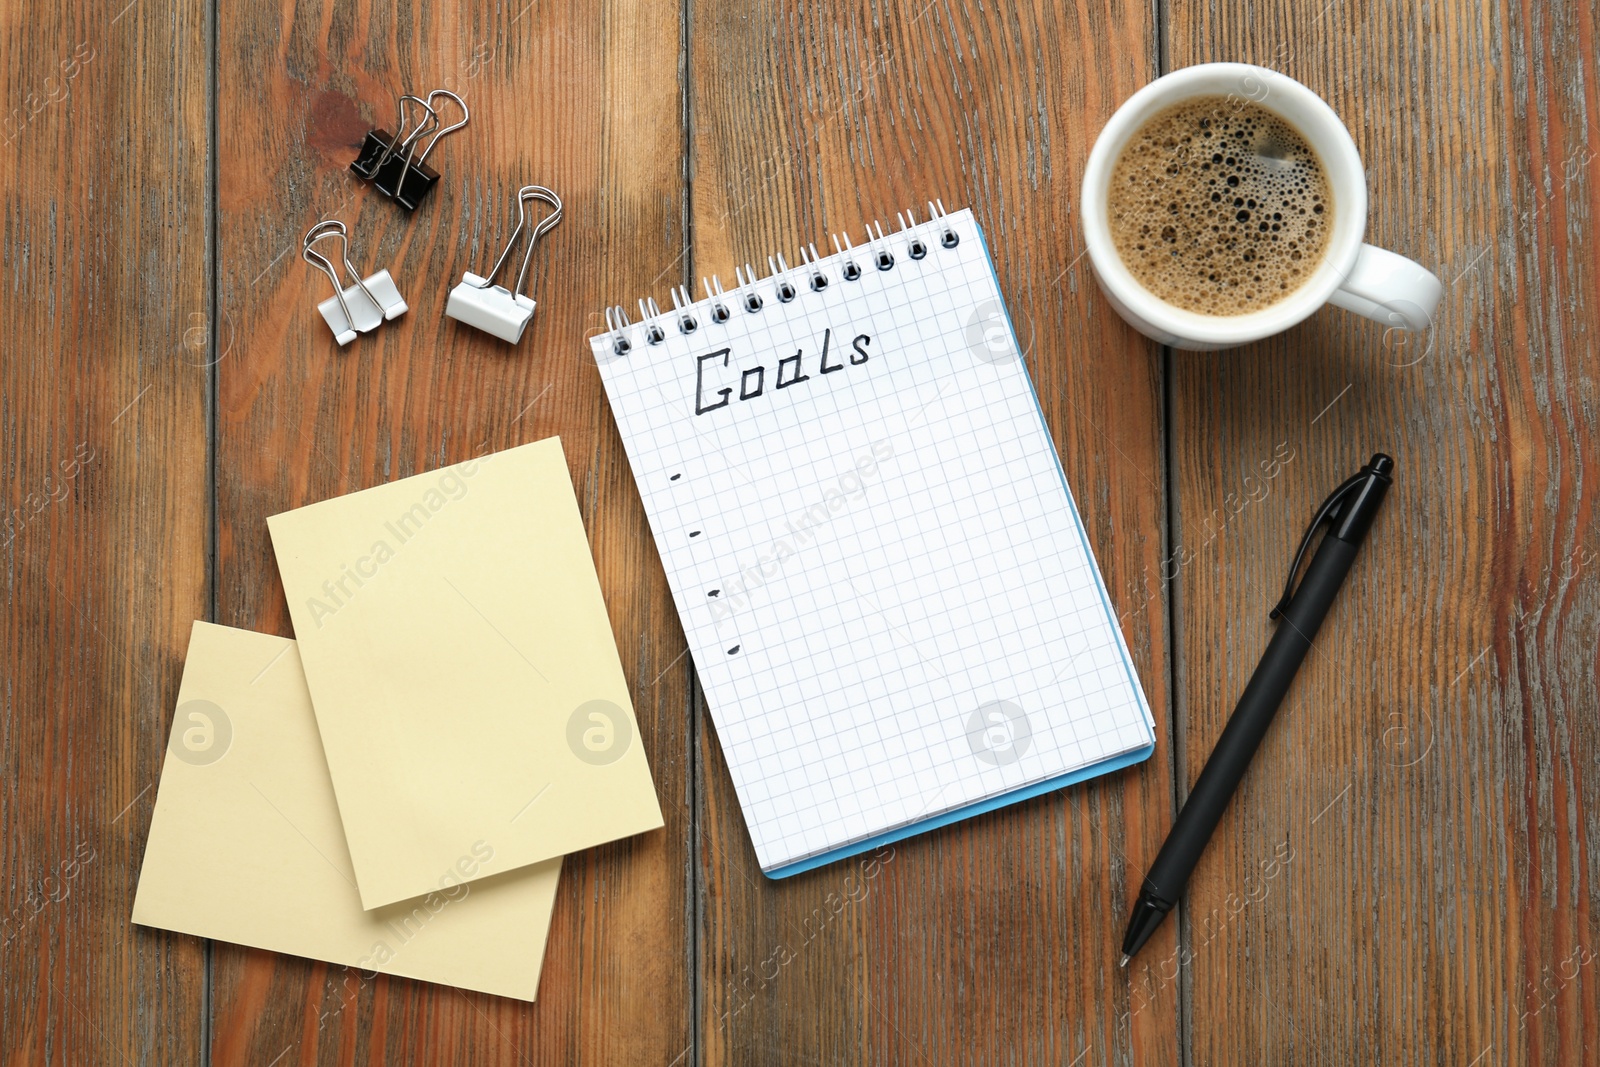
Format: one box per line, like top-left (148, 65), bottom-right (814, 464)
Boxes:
top-left (592, 209), bottom-right (1155, 872)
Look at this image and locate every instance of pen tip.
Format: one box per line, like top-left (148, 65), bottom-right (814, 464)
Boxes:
top-left (1119, 954), bottom-right (1130, 969)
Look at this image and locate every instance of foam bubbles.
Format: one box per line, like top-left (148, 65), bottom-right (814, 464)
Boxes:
top-left (1107, 97), bottom-right (1333, 316)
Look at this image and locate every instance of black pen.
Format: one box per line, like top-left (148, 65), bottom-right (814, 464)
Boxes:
top-left (1119, 453), bottom-right (1394, 966)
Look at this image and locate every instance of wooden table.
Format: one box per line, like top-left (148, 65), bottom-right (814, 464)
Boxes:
top-left (3, 0), bottom-right (1595, 1061)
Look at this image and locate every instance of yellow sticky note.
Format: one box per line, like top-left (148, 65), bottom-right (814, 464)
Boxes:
top-left (132, 622), bottom-right (562, 1001)
top-left (267, 437), bottom-right (663, 909)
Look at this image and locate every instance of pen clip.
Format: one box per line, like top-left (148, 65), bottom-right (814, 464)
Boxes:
top-left (1270, 472), bottom-right (1366, 620)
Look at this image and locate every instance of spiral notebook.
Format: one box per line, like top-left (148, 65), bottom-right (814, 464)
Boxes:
top-left (590, 205), bottom-right (1155, 877)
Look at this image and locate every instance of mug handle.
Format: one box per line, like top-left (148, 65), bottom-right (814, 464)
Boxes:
top-left (1325, 244), bottom-right (1443, 332)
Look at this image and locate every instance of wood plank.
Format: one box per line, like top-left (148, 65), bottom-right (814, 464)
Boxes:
top-left (209, 0), bottom-right (691, 1062)
top-left (686, 1), bottom-right (1179, 1062)
top-left (0, 0), bottom-right (209, 1062)
top-left (1167, 1), bottom-right (1600, 1062)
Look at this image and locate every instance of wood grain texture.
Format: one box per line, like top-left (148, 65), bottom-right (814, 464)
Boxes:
top-left (1166, 0), bottom-right (1600, 1063)
top-left (209, 0), bottom-right (691, 1064)
top-left (6, 0), bottom-right (1599, 1060)
top-left (685, 1), bottom-right (1179, 1063)
top-left (0, 0), bottom-right (209, 1063)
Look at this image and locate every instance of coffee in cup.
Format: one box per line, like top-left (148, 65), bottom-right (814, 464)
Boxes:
top-left (1106, 97), bottom-right (1332, 316)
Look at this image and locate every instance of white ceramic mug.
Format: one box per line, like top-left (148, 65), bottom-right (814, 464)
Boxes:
top-left (1080, 63), bottom-right (1442, 351)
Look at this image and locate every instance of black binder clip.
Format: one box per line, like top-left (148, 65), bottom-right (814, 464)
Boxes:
top-left (350, 90), bottom-right (468, 211)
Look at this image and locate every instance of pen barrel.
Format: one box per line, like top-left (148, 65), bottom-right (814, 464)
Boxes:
top-left (1143, 533), bottom-right (1360, 900)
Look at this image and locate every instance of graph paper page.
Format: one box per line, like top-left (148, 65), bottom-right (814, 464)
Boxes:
top-left (591, 209), bottom-right (1155, 873)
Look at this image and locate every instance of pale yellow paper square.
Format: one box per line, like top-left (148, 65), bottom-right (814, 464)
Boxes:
top-left (132, 622), bottom-right (562, 1002)
top-left (267, 436), bottom-right (663, 909)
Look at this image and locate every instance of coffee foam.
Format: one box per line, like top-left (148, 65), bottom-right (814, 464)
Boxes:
top-left (1107, 96), bottom-right (1332, 316)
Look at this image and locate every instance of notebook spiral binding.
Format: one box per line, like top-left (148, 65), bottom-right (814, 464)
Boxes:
top-left (600, 199), bottom-right (961, 358)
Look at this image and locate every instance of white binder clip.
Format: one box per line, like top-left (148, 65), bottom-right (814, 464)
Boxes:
top-left (446, 185), bottom-right (563, 344)
top-left (302, 220), bottom-right (408, 346)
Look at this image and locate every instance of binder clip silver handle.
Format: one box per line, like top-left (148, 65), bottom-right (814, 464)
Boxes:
top-left (445, 185), bottom-right (563, 344)
top-left (412, 91), bottom-right (468, 172)
top-left (302, 220), bottom-right (408, 346)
